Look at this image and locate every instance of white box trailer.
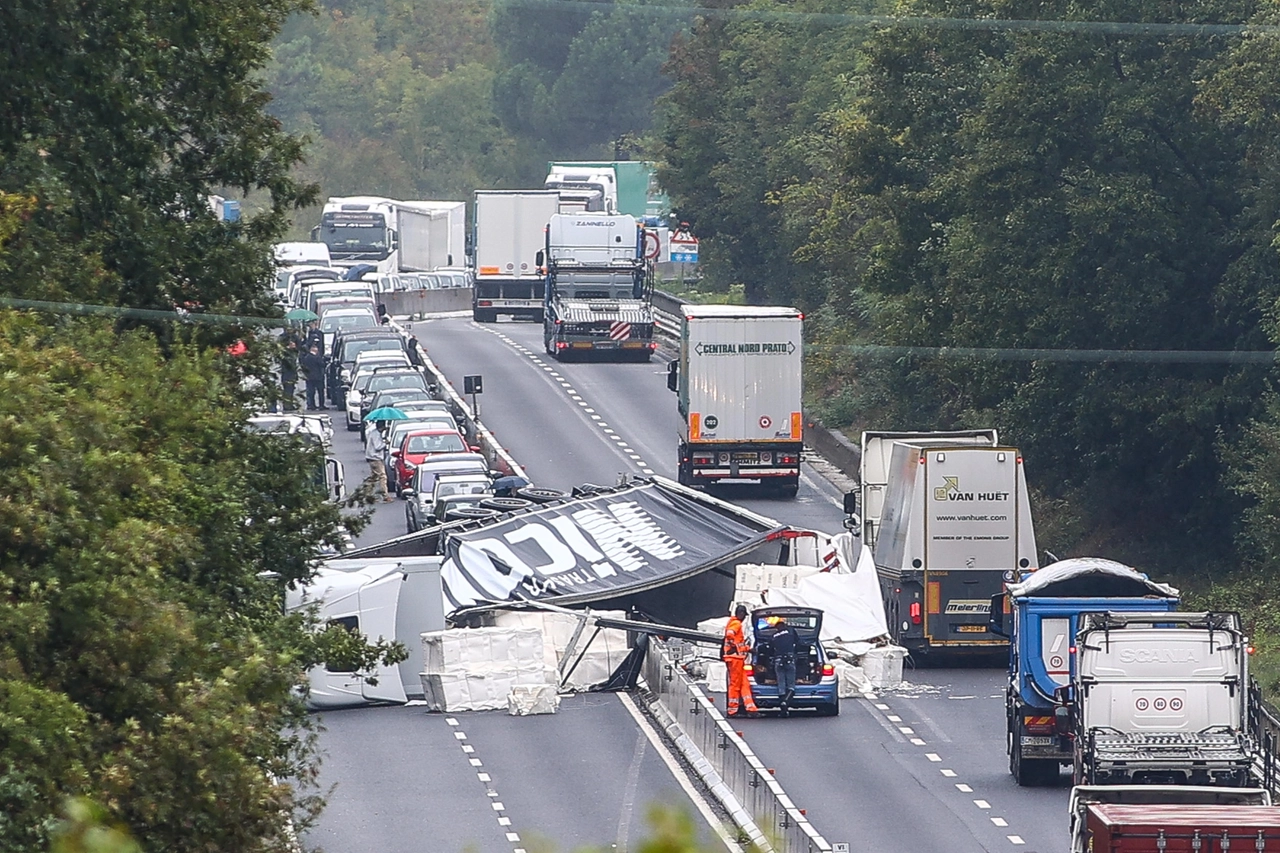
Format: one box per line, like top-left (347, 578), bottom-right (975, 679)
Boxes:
top-left (472, 190), bottom-right (561, 322)
top-left (400, 200), bottom-right (465, 270)
top-left (860, 430), bottom-right (998, 548)
top-left (874, 441), bottom-right (1037, 656)
top-left (666, 305), bottom-right (804, 497)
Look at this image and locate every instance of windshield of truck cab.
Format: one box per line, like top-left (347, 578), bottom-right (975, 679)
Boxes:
top-left (319, 214), bottom-right (389, 253)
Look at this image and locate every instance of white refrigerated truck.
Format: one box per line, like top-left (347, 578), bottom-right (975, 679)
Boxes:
top-left (665, 305), bottom-right (804, 497)
top-left (472, 190), bottom-right (561, 322)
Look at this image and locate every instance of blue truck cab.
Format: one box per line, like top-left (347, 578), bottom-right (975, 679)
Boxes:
top-left (988, 557), bottom-right (1179, 787)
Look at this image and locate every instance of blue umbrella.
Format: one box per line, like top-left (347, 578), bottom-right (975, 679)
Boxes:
top-left (344, 263), bottom-right (378, 281)
top-left (364, 406), bottom-right (409, 421)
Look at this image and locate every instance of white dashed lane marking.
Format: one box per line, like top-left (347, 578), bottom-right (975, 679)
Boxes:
top-left (446, 717), bottom-right (526, 853)
top-left (474, 323), bottom-right (660, 475)
top-left (863, 699), bottom-right (1029, 848)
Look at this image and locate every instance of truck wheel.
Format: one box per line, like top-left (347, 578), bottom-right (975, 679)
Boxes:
top-left (478, 497), bottom-right (533, 512)
top-left (1011, 722), bottom-right (1060, 787)
top-left (515, 486), bottom-right (570, 504)
top-left (775, 476), bottom-right (800, 498)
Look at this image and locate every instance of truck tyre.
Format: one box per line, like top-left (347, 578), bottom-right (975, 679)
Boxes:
top-left (770, 475), bottom-right (799, 498)
top-left (515, 486), bottom-right (570, 504)
top-left (444, 506), bottom-right (500, 521)
top-left (1011, 720), bottom-right (1060, 787)
top-left (478, 497), bottom-right (533, 512)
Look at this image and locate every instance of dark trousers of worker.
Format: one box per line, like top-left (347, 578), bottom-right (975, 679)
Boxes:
top-left (776, 655), bottom-right (797, 709)
top-left (282, 380), bottom-right (297, 411)
top-left (725, 657), bottom-right (758, 715)
top-left (305, 380), bottom-right (323, 410)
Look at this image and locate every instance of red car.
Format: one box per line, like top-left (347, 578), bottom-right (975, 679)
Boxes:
top-left (391, 429), bottom-right (474, 488)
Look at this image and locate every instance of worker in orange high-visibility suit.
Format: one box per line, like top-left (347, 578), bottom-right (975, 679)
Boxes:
top-left (722, 604), bottom-right (759, 717)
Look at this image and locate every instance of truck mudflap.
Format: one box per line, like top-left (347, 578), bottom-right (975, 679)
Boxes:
top-left (1079, 727), bottom-right (1255, 786)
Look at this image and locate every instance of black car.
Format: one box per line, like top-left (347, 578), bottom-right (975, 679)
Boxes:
top-left (329, 329), bottom-right (405, 405)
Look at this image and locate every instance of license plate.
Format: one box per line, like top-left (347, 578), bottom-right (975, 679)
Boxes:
top-left (732, 452), bottom-right (760, 462)
top-left (593, 341), bottom-right (618, 349)
top-left (956, 625), bottom-right (987, 633)
top-left (1020, 736), bottom-right (1054, 746)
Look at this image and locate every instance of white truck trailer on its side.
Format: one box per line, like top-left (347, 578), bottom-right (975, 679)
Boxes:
top-left (666, 305), bottom-right (804, 497)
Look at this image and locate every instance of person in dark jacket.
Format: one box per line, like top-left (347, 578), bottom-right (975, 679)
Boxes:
top-left (304, 320), bottom-right (324, 352)
top-left (279, 337), bottom-right (299, 411)
top-left (406, 333), bottom-right (423, 367)
top-left (768, 616), bottom-right (801, 717)
top-left (300, 344), bottom-right (327, 410)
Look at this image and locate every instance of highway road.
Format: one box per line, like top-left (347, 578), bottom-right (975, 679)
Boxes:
top-left (307, 314), bottom-right (1073, 853)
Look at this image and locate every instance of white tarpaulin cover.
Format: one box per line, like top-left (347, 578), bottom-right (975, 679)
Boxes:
top-left (1006, 557), bottom-right (1179, 599)
top-left (768, 534), bottom-right (890, 642)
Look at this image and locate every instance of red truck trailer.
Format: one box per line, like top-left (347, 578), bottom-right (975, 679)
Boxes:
top-left (1085, 803), bottom-right (1280, 851)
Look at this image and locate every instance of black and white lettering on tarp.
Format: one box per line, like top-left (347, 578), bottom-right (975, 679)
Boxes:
top-left (441, 482), bottom-right (782, 612)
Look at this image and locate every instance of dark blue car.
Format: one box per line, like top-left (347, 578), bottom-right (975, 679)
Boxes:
top-left (746, 606), bottom-right (839, 716)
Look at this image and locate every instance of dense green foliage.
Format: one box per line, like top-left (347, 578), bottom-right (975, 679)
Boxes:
top-left (264, 0), bottom-right (690, 237)
top-left (658, 0), bottom-right (1280, 580)
top-left (0, 1), bottom-right (404, 849)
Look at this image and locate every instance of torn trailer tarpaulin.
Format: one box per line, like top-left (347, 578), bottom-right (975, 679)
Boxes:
top-left (439, 478), bottom-right (786, 615)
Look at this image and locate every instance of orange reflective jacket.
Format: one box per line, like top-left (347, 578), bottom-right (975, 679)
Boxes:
top-left (722, 616), bottom-right (750, 661)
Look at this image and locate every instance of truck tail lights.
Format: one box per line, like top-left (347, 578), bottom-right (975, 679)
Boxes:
top-left (910, 602), bottom-right (922, 625)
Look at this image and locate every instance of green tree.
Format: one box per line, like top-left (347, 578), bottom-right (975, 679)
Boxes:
top-left (0, 0), bottom-right (315, 330)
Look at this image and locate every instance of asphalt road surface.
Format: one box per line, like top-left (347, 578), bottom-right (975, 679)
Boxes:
top-left (307, 314), bottom-right (1072, 853)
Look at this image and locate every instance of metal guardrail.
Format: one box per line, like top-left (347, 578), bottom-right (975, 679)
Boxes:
top-left (642, 639), bottom-right (831, 853)
top-left (652, 289), bottom-right (684, 340)
top-left (1248, 679), bottom-right (1280, 795)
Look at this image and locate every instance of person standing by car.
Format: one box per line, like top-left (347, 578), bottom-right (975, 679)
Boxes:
top-left (300, 344), bottom-right (326, 411)
top-left (722, 604), bottom-right (758, 717)
top-left (279, 336), bottom-right (299, 411)
top-left (364, 423), bottom-right (393, 502)
top-left (304, 319), bottom-right (324, 352)
top-left (406, 333), bottom-right (423, 368)
top-left (769, 615), bottom-right (800, 717)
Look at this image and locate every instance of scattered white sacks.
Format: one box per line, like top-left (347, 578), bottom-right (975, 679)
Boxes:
top-left (491, 610), bottom-right (631, 691)
top-left (703, 660), bottom-right (728, 693)
top-left (507, 684), bottom-right (560, 716)
top-left (834, 660), bottom-right (871, 698)
top-left (419, 626), bottom-right (552, 712)
top-left (863, 645), bottom-right (908, 689)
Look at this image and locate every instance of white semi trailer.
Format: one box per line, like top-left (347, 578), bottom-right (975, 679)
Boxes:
top-left (666, 306), bottom-right (804, 497)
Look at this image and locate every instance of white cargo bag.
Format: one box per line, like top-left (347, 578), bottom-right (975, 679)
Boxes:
top-left (507, 684), bottom-right (560, 716)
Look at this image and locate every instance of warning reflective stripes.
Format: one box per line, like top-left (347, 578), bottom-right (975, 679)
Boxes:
top-left (609, 320), bottom-right (631, 341)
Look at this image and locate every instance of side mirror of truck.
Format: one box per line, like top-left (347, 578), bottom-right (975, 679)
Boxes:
top-left (988, 593), bottom-right (1008, 637)
top-left (842, 491), bottom-right (858, 515)
top-left (666, 360), bottom-right (678, 393)
top-left (842, 512), bottom-right (861, 534)
top-left (536, 250), bottom-right (545, 268)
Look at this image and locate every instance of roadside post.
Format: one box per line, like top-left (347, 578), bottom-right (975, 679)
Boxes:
top-left (464, 374), bottom-right (483, 419)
